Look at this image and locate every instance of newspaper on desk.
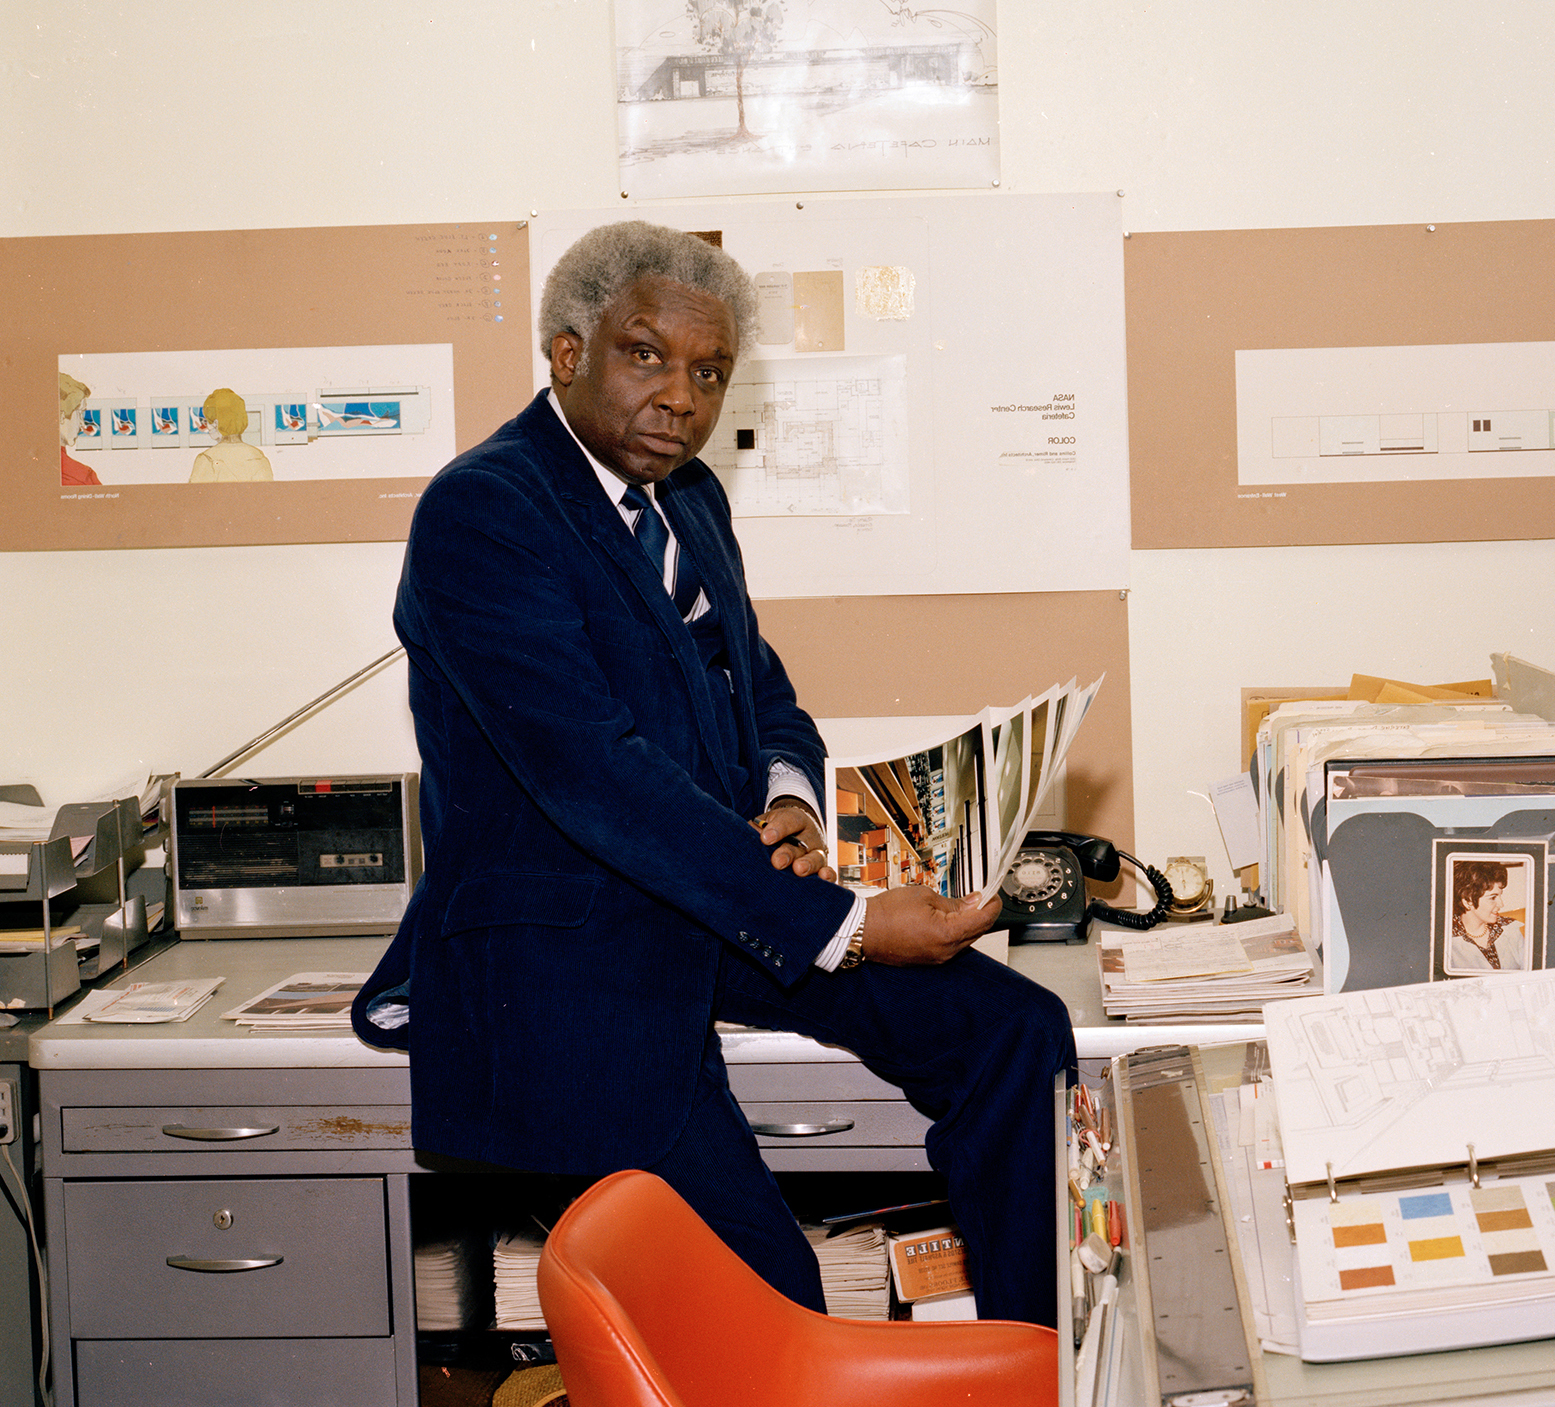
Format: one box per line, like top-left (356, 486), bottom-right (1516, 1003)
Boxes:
top-left (1098, 912), bottom-right (1317, 1020)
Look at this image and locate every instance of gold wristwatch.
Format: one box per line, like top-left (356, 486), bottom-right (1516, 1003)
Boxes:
top-left (839, 911), bottom-right (867, 969)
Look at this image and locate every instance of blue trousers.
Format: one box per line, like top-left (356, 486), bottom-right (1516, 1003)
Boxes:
top-left (644, 944), bottom-right (1076, 1327)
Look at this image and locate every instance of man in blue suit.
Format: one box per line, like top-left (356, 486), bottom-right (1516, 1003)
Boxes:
top-left (355, 221), bottom-right (1075, 1327)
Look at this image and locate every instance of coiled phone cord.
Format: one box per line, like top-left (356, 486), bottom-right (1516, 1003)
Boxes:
top-left (1086, 852), bottom-right (1174, 930)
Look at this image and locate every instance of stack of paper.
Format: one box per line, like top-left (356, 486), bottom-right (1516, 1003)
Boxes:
top-left (414, 1235), bottom-right (488, 1331)
top-left (804, 1221), bottom-right (891, 1319)
top-left (1240, 668), bottom-right (1555, 977)
top-left (493, 1227), bottom-right (547, 1330)
top-left (74, 977), bottom-right (225, 1024)
top-left (1098, 913), bottom-right (1316, 1021)
top-left (221, 972), bottom-right (366, 1028)
top-left (0, 924), bottom-right (81, 955)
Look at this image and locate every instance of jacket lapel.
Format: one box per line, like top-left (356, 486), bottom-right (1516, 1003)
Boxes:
top-left (534, 401), bottom-right (739, 803)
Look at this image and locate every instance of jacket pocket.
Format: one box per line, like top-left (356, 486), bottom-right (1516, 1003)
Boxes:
top-left (439, 871), bottom-right (602, 937)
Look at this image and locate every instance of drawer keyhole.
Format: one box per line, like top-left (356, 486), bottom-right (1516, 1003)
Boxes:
top-left (213, 1209), bottom-right (234, 1230)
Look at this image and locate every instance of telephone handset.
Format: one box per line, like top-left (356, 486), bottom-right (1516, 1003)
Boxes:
top-left (997, 830), bottom-right (1173, 944)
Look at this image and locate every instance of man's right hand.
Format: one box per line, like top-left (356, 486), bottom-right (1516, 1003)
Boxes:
top-left (860, 886), bottom-right (1003, 966)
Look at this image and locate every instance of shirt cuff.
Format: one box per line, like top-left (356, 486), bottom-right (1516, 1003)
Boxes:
top-left (813, 892), bottom-right (868, 971)
top-left (766, 759), bottom-right (821, 820)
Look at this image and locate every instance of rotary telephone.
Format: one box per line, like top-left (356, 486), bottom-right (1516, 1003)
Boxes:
top-left (997, 830), bottom-right (1173, 944)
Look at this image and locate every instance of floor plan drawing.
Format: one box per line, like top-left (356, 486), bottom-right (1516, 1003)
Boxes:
top-left (704, 353), bottom-right (909, 516)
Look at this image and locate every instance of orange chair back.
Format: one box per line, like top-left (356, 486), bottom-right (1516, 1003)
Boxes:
top-left (536, 1170), bottom-right (1060, 1407)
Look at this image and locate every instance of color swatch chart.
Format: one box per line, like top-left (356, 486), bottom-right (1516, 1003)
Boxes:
top-left (1293, 1174), bottom-right (1555, 1305)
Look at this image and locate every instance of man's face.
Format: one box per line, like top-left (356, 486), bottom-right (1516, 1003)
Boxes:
top-left (552, 275), bottom-right (737, 486)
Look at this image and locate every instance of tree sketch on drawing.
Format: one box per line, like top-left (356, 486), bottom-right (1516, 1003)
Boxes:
top-left (688, 0), bottom-right (785, 143)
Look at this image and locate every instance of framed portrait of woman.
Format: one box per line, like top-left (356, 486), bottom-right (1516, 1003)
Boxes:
top-left (1431, 839), bottom-right (1548, 981)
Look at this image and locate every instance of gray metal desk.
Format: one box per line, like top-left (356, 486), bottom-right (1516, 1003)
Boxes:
top-left (1, 936), bottom-right (175, 1407)
top-left (26, 931), bottom-right (1276, 1407)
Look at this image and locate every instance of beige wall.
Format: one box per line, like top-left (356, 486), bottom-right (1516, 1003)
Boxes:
top-left (5, 2), bottom-right (1555, 906)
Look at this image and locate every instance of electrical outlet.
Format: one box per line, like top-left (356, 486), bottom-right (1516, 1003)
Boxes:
top-left (0, 1079), bottom-right (15, 1144)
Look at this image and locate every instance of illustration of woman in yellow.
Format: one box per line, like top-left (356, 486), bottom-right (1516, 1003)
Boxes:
top-left (59, 372), bottom-right (102, 486)
top-left (189, 388), bottom-right (273, 482)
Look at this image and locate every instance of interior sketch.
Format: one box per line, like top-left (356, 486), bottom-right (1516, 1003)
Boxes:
top-left (72, 388), bottom-right (430, 454)
top-left (1268, 977), bottom-right (1555, 1183)
top-left (1237, 342), bottom-right (1555, 486)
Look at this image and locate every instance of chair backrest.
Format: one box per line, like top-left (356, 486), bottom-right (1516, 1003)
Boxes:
top-left (537, 1169), bottom-right (1062, 1407)
top-left (536, 1169), bottom-right (807, 1407)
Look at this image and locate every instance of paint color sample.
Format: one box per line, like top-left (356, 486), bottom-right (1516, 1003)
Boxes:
top-left (1333, 1221), bottom-right (1387, 1248)
top-left (1338, 1264), bottom-right (1396, 1290)
top-left (1489, 1250), bottom-right (1547, 1276)
top-left (1409, 1236), bottom-right (1465, 1262)
top-left (1400, 1192), bottom-right (1454, 1220)
top-left (1474, 1186), bottom-right (1547, 1274)
top-left (1479, 1208), bottom-right (1534, 1233)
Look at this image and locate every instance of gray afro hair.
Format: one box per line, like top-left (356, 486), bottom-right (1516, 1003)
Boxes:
top-left (540, 221), bottom-right (759, 366)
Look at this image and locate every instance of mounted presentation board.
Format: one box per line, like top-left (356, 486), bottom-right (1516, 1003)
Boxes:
top-left (3, 221), bottom-right (531, 552)
top-left (530, 195), bottom-right (1130, 597)
top-left (1127, 218), bottom-right (1555, 549)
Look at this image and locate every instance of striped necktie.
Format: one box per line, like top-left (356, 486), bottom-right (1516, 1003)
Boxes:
top-left (622, 484), bottom-right (703, 620)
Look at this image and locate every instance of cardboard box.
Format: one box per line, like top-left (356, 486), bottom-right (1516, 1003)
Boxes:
top-left (888, 1227), bottom-right (971, 1303)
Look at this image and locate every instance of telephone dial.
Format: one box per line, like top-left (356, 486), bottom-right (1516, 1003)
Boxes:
top-left (998, 830), bottom-right (1173, 944)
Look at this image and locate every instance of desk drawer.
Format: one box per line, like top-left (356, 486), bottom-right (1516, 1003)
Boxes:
top-left (62, 1104), bottom-right (411, 1153)
top-left (74, 1337), bottom-right (397, 1407)
top-left (729, 1060), bottom-right (907, 1103)
top-left (64, 1177), bottom-right (389, 1338)
top-left (740, 1100), bottom-right (930, 1148)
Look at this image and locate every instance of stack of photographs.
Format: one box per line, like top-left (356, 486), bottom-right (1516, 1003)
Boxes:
top-left (824, 677), bottom-right (1103, 904)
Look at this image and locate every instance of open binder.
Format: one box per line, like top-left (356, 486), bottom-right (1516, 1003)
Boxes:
top-left (1264, 972), bottom-right (1555, 1361)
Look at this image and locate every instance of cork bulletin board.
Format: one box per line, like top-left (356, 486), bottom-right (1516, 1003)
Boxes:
top-left (761, 589), bottom-right (1136, 870)
top-left (3, 220), bottom-right (531, 551)
top-left (1126, 218), bottom-right (1555, 549)
top-left (4, 219), bottom-right (1134, 863)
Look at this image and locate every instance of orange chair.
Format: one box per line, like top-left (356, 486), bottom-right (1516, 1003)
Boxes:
top-left (536, 1169), bottom-right (1060, 1407)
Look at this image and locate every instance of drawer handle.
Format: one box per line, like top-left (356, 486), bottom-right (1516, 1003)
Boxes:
top-left (166, 1255), bottom-right (285, 1273)
top-left (749, 1119), bottom-right (856, 1138)
top-left (162, 1124), bottom-right (280, 1142)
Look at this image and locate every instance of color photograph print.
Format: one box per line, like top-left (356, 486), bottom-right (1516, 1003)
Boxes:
top-left (1430, 839), bottom-right (1548, 981)
top-left (829, 719), bottom-right (986, 899)
top-left (614, 0), bottom-right (999, 198)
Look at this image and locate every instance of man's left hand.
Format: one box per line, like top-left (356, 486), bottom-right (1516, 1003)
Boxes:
top-left (753, 800), bottom-right (836, 882)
